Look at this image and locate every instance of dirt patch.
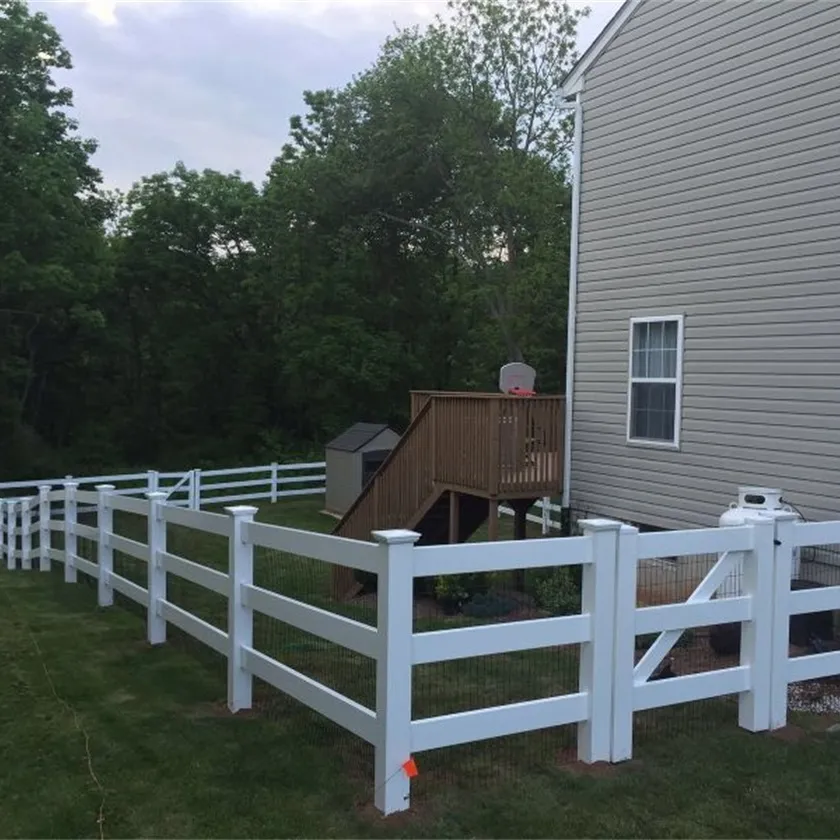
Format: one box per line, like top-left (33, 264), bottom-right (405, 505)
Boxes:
top-left (350, 592), bottom-right (447, 621)
top-left (554, 751), bottom-right (632, 778)
top-left (350, 588), bottom-right (547, 624)
top-left (769, 725), bottom-right (809, 743)
top-left (801, 713), bottom-right (840, 733)
top-left (188, 700), bottom-right (260, 720)
top-left (355, 796), bottom-right (438, 828)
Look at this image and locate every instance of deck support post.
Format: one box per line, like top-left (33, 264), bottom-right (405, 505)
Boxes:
top-left (488, 499), bottom-right (499, 541)
top-left (512, 500), bottom-right (529, 541)
top-left (448, 492), bottom-right (460, 543)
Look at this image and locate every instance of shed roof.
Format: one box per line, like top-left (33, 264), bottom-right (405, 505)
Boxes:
top-left (326, 422), bottom-right (392, 453)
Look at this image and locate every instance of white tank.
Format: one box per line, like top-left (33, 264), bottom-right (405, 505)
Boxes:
top-left (718, 487), bottom-right (801, 597)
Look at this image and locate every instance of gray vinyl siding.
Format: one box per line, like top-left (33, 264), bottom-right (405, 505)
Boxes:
top-left (570, 0), bottom-right (840, 530)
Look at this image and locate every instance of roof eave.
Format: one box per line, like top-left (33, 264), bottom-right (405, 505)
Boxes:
top-left (559, 0), bottom-right (644, 100)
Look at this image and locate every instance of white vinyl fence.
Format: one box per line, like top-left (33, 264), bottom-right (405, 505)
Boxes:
top-left (0, 462), bottom-right (327, 513)
top-left (2, 488), bottom-right (838, 815)
top-left (498, 498), bottom-right (563, 534)
top-left (0, 462), bottom-right (557, 529)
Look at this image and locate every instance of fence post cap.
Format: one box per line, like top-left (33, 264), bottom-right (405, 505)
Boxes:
top-left (579, 518), bottom-right (624, 532)
top-left (372, 529), bottom-right (421, 546)
top-left (63, 481), bottom-right (79, 489)
top-left (620, 523), bottom-right (639, 534)
top-left (225, 505), bottom-right (258, 518)
top-left (145, 491), bottom-right (168, 501)
top-left (38, 484), bottom-right (52, 492)
top-left (95, 484), bottom-right (116, 491)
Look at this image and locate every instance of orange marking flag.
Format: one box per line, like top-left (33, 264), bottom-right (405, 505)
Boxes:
top-left (402, 757), bottom-right (419, 778)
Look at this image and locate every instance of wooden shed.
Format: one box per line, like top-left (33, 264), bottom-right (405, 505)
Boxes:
top-left (325, 422), bottom-right (400, 516)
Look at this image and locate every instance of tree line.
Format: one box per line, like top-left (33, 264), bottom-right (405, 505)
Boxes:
top-left (0, 0), bottom-right (585, 479)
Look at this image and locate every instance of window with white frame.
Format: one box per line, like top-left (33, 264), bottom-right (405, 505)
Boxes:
top-left (627, 315), bottom-right (684, 445)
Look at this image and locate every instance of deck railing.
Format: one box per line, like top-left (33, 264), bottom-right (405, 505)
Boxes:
top-left (411, 391), bottom-right (565, 498)
top-left (334, 392), bottom-right (564, 560)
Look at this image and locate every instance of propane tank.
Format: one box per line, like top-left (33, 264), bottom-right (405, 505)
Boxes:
top-left (718, 487), bottom-right (801, 597)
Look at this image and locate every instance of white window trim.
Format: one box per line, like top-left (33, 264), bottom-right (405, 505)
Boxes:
top-left (626, 314), bottom-right (685, 450)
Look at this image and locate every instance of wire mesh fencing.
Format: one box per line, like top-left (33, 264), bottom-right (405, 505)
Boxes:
top-left (407, 531), bottom-right (583, 798)
top-left (788, 541), bottom-right (840, 715)
top-left (20, 491), bottom-right (840, 813)
top-left (249, 540), bottom-right (377, 787)
top-left (110, 511), bottom-right (151, 623)
top-left (633, 549), bottom-right (744, 745)
top-left (567, 509), bottom-right (745, 747)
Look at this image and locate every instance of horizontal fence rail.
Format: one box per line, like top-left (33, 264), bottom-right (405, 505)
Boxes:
top-left (0, 461), bottom-right (328, 514)
top-left (0, 462), bottom-right (555, 535)
top-left (3, 485), bottom-right (840, 816)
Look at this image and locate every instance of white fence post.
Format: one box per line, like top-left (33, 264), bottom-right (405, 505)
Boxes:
top-left (39, 486), bottom-right (51, 572)
top-left (5, 500), bottom-right (15, 571)
top-left (226, 505), bottom-right (258, 713)
top-left (578, 519), bottom-right (621, 763)
top-left (96, 485), bottom-right (116, 608)
top-left (63, 482), bottom-right (78, 583)
top-left (612, 523), bottom-right (639, 762)
top-left (147, 469), bottom-right (159, 494)
top-left (373, 528), bottom-right (420, 815)
top-left (0, 500), bottom-right (5, 569)
top-left (738, 517), bottom-right (775, 732)
top-left (146, 491), bottom-right (168, 644)
top-left (20, 497), bottom-right (32, 570)
top-left (769, 513), bottom-right (798, 730)
top-left (270, 462), bottom-right (278, 504)
top-left (190, 469), bottom-right (202, 510)
top-left (541, 498), bottom-right (550, 535)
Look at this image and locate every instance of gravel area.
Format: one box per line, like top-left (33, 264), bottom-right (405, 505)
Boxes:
top-left (788, 678), bottom-right (840, 714)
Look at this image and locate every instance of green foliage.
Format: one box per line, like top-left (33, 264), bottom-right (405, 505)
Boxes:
top-left (462, 591), bottom-right (519, 618)
top-left (434, 572), bottom-right (489, 608)
top-left (0, 0), bottom-right (586, 479)
top-left (534, 567), bottom-right (580, 616)
top-left (434, 574), bottom-right (471, 605)
top-left (0, 0), bottom-right (109, 476)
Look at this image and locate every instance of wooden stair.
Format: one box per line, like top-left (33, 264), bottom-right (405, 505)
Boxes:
top-left (413, 490), bottom-right (495, 546)
top-left (330, 390), bottom-right (564, 598)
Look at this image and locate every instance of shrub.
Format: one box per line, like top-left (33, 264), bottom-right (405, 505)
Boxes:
top-left (462, 592), bottom-right (519, 619)
top-left (433, 572), bottom-right (490, 613)
top-left (534, 567), bottom-right (580, 616)
top-left (434, 574), bottom-right (470, 605)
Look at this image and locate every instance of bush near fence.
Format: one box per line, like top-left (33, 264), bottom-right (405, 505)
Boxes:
top-left (3, 484), bottom-right (840, 815)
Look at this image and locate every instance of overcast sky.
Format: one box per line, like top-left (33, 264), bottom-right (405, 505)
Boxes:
top-left (32, 0), bottom-right (621, 190)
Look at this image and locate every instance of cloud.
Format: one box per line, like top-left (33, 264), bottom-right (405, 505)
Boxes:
top-left (33, 0), bottom-right (620, 190)
top-left (81, 0), bottom-right (117, 24)
top-left (75, 0), bottom-right (442, 32)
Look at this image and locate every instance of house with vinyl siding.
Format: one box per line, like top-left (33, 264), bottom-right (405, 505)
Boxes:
top-left (560, 0), bottom-right (840, 531)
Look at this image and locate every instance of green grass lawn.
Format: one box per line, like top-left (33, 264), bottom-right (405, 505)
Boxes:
top-left (4, 498), bottom-right (840, 837)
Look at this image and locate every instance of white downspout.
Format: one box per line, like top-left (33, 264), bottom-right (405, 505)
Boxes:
top-left (562, 91), bottom-right (583, 511)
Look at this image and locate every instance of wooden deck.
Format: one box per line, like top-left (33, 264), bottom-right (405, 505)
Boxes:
top-left (334, 391), bottom-right (564, 544)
